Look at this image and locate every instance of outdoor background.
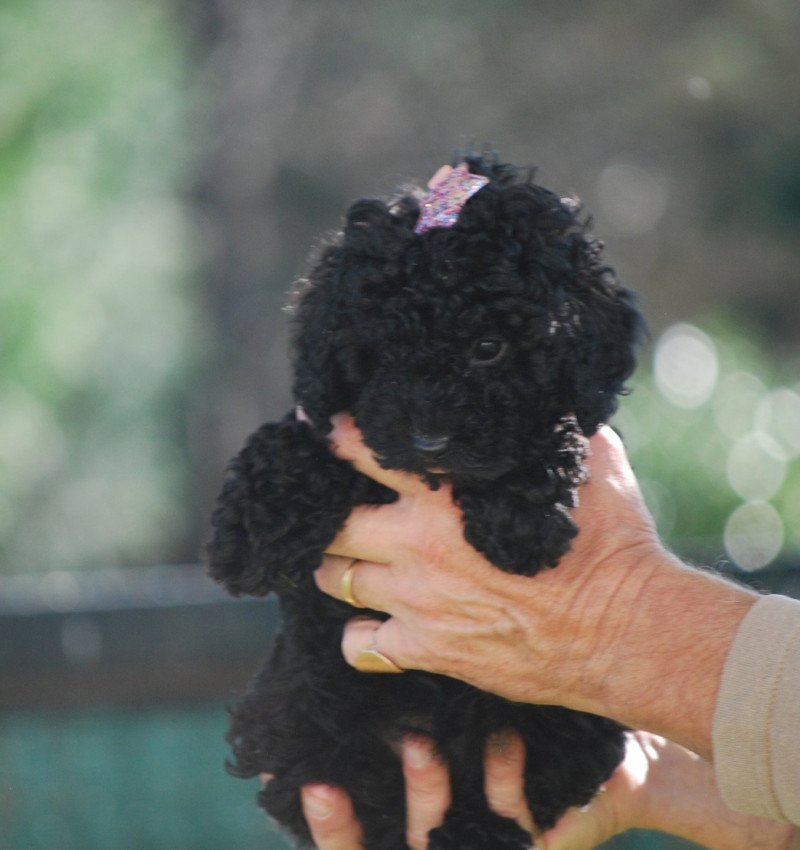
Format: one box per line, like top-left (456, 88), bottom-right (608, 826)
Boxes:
top-left (1, 0), bottom-right (798, 848)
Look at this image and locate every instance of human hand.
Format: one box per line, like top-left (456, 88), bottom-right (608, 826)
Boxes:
top-left (315, 414), bottom-right (757, 758)
top-left (300, 731), bottom-right (534, 850)
top-left (317, 414), bottom-right (658, 706)
top-left (539, 731), bottom-right (797, 850)
top-left (299, 731), bottom-right (797, 850)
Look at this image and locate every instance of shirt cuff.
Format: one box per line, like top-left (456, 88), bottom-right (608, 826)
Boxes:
top-left (713, 594), bottom-right (800, 824)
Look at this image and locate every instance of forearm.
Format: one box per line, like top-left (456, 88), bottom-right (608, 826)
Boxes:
top-left (653, 798), bottom-right (799, 850)
top-left (572, 549), bottom-right (758, 760)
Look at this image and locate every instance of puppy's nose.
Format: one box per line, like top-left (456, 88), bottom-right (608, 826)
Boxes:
top-left (412, 433), bottom-right (450, 455)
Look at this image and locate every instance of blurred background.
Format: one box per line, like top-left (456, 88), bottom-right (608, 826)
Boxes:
top-left (0, 0), bottom-right (798, 847)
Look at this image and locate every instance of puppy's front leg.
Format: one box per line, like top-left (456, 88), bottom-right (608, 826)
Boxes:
top-left (455, 480), bottom-right (579, 575)
top-left (207, 413), bottom-right (392, 597)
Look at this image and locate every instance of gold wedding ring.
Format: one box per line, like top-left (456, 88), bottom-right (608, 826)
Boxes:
top-left (340, 559), bottom-right (365, 608)
top-left (341, 562), bottom-right (404, 673)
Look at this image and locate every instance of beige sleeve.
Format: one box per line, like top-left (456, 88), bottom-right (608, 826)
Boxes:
top-left (713, 594), bottom-right (800, 826)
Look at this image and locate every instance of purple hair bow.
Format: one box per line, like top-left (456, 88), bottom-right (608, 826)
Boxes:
top-left (414, 163), bottom-right (489, 234)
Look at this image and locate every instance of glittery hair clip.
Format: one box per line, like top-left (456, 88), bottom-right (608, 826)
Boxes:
top-left (414, 163), bottom-right (490, 234)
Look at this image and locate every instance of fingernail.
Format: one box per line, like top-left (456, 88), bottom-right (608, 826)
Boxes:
top-left (403, 736), bottom-right (435, 769)
top-left (487, 729), bottom-right (514, 755)
top-left (304, 784), bottom-right (335, 820)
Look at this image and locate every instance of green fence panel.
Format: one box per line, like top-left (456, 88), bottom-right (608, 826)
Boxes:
top-left (8, 565), bottom-right (794, 850)
top-left (0, 703), bottom-right (290, 850)
top-left (0, 703), bottom-right (704, 850)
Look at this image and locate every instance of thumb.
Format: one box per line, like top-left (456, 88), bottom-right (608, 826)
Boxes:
top-left (536, 795), bottom-right (616, 850)
top-left (341, 616), bottom-right (424, 675)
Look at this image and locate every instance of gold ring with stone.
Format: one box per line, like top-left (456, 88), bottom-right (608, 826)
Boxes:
top-left (353, 630), bottom-right (404, 674)
top-left (340, 559), bottom-right (365, 608)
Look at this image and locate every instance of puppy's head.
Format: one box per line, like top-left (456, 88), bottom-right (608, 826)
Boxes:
top-left (292, 155), bottom-right (646, 482)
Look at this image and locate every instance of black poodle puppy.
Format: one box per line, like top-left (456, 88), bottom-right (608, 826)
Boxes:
top-left (208, 153), bottom-right (646, 849)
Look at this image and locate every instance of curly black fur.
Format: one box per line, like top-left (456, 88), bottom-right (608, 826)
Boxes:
top-left (207, 152), bottom-right (646, 849)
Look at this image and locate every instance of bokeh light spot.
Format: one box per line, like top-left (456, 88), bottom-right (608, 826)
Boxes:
top-left (654, 323), bottom-right (719, 409)
top-left (756, 388), bottom-right (800, 457)
top-left (724, 501), bottom-right (784, 571)
top-left (713, 370), bottom-right (767, 440)
top-left (687, 76), bottom-right (712, 100)
top-left (726, 433), bottom-right (787, 501)
top-left (597, 161), bottom-right (670, 235)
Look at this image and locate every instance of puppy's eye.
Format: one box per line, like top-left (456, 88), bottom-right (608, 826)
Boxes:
top-left (469, 338), bottom-right (508, 366)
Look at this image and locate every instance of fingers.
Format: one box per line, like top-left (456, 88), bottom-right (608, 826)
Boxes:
top-left (586, 426), bottom-right (640, 494)
top-left (402, 735), bottom-right (451, 850)
top-left (326, 478), bottom-right (455, 562)
top-left (300, 733), bottom-right (537, 850)
top-left (340, 616), bottom-right (412, 671)
top-left (328, 413), bottom-right (428, 498)
top-left (314, 555), bottom-right (427, 614)
top-left (316, 555), bottom-right (396, 613)
top-left (324, 505), bottom-right (407, 562)
top-left (588, 424), bottom-right (625, 456)
top-left (536, 730), bottom-right (642, 850)
top-left (580, 427), bottom-right (655, 538)
top-left (484, 730), bottom-right (536, 836)
top-left (302, 784), bottom-right (365, 850)
top-left (537, 796), bottom-right (613, 850)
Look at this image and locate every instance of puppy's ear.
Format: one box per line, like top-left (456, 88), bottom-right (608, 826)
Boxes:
top-left (562, 276), bottom-right (646, 432)
top-left (290, 272), bottom-right (355, 430)
top-left (291, 199), bottom-right (412, 426)
top-left (206, 432), bottom-right (277, 597)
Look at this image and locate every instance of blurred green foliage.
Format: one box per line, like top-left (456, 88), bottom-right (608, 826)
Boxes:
top-left (0, 0), bottom-right (203, 574)
top-left (617, 316), bottom-right (800, 567)
top-left (0, 0), bottom-right (797, 579)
